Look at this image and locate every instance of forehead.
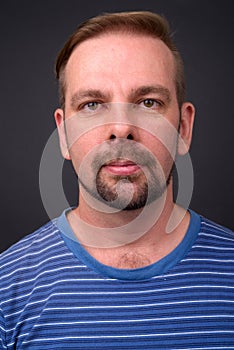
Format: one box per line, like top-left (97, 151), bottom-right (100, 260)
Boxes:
top-left (64, 33), bottom-right (176, 98)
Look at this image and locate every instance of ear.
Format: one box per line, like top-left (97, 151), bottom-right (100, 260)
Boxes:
top-left (54, 108), bottom-right (71, 160)
top-left (177, 102), bottom-right (195, 156)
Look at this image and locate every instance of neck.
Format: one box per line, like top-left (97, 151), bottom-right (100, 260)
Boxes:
top-left (67, 184), bottom-right (190, 268)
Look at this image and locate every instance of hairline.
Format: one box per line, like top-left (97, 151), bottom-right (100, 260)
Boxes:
top-left (59, 31), bottom-right (181, 110)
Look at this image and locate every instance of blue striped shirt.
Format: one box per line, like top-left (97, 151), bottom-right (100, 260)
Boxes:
top-left (0, 210), bottom-right (234, 349)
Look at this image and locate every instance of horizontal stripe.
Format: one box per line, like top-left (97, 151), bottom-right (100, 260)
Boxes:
top-left (192, 244), bottom-right (234, 250)
top-left (198, 232), bottom-right (234, 242)
top-left (26, 314), bottom-right (234, 327)
top-left (42, 299), bottom-right (234, 312)
top-left (18, 330), bottom-right (234, 343)
top-left (0, 241), bottom-right (64, 270)
top-left (1, 211), bottom-right (234, 349)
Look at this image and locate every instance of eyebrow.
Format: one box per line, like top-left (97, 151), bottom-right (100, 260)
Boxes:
top-left (129, 85), bottom-right (171, 103)
top-left (70, 85), bottom-right (171, 109)
top-left (70, 89), bottom-right (110, 109)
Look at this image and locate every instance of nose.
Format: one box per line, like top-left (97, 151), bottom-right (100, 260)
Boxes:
top-left (109, 124), bottom-right (135, 140)
top-left (106, 104), bottom-right (139, 141)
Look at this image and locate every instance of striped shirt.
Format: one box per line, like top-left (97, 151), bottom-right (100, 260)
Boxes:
top-left (0, 209), bottom-right (234, 349)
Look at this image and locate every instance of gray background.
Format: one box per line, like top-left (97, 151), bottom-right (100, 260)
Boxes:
top-left (1, 0), bottom-right (234, 252)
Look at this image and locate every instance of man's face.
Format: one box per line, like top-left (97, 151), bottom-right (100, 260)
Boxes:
top-left (55, 33), bottom-right (194, 210)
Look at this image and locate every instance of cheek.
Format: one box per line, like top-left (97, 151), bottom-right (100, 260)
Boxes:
top-left (68, 129), bottom-right (103, 166)
top-left (141, 129), bottom-right (178, 173)
top-left (142, 121), bottom-right (178, 154)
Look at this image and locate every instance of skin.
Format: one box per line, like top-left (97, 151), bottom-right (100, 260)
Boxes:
top-left (54, 33), bottom-right (195, 269)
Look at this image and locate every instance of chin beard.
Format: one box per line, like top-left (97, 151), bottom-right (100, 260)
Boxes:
top-left (76, 138), bottom-right (175, 211)
top-left (78, 165), bottom-right (173, 211)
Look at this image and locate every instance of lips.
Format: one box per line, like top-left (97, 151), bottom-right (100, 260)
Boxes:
top-left (102, 159), bottom-right (141, 176)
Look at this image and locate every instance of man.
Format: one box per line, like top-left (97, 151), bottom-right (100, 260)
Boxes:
top-left (1, 11), bottom-right (233, 349)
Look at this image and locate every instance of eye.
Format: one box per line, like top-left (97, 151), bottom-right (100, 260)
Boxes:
top-left (77, 101), bottom-right (107, 118)
top-left (140, 99), bottom-right (161, 109)
top-left (83, 101), bottom-right (100, 111)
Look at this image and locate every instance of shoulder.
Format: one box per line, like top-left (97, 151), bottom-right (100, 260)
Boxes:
top-left (0, 220), bottom-right (66, 279)
top-left (199, 215), bottom-right (234, 244)
top-left (190, 214), bottom-right (234, 263)
top-left (0, 218), bottom-right (77, 309)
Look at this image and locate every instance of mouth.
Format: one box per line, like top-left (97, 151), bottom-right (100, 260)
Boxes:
top-left (102, 159), bottom-right (142, 176)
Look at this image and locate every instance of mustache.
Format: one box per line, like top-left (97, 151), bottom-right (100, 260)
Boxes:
top-left (91, 139), bottom-right (157, 171)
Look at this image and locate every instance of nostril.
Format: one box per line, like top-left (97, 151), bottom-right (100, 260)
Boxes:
top-left (109, 134), bottom-right (134, 140)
